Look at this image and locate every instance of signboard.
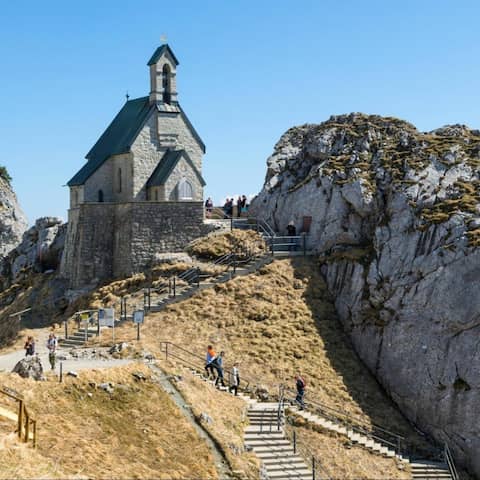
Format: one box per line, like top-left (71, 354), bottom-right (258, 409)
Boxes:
top-left (81, 312), bottom-right (90, 322)
top-left (98, 308), bottom-right (115, 327)
top-left (133, 310), bottom-right (144, 324)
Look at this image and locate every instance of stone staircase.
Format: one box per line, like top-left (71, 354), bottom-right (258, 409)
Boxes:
top-left (244, 402), bottom-right (312, 480)
top-left (411, 461), bottom-right (452, 479)
top-left (288, 405), bottom-right (400, 460)
top-left (58, 328), bottom-right (97, 348)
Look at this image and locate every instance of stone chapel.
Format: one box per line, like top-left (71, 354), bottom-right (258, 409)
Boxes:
top-left (60, 44), bottom-right (210, 287)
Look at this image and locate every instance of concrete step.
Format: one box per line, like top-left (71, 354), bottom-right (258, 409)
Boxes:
top-left (244, 431), bottom-right (285, 439)
top-left (254, 446), bottom-right (295, 457)
top-left (246, 439), bottom-right (290, 448)
top-left (265, 468), bottom-right (311, 479)
top-left (262, 456), bottom-right (306, 467)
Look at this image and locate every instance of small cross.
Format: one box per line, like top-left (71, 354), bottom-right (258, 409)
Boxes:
top-left (160, 34), bottom-right (168, 44)
top-left (125, 91), bottom-right (130, 101)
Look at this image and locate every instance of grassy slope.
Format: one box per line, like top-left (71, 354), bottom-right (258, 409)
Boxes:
top-left (102, 258), bottom-right (423, 479)
top-left (0, 364), bottom-right (217, 480)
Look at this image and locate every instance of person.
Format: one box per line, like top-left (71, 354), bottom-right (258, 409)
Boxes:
top-left (213, 351), bottom-right (226, 387)
top-left (241, 195), bottom-right (247, 214)
top-left (47, 333), bottom-right (58, 370)
top-left (205, 345), bottom-right (217, 379)
top-left (287, 221), bottom-right (297, 251)
top-left (229, 362), bottom-right (240, 396)
top-left (222, 199), bottom-right (230, 219)
top-left (205, 197), bottom-right (213, 218)
top-left (24, 336), bottom-right (35, 356)
top-left (226, 198), bottom-right (234, 218)
top-left (295, 374), bottom-right (306, 410)
top-left (236, 196), bottom-right (242, 218)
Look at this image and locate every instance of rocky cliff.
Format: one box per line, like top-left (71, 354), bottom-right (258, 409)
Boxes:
top-left (0, 176), bottom-right (27, 257)
top-left (250, 114), bottom-right (480, 475)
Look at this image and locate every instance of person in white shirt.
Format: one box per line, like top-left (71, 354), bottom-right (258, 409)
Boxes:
top-left (47, 333), bottom-right (58, 370)
top-left (229, 363), bottom-right (240, 396)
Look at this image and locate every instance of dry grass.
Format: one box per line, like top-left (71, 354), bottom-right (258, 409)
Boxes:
top-left (285, 417), bottom-right (410, 480)
top-left (187, 230), bottom-right (266, 260)
top-left (0, 364), bottom-right (217, 479)
top-left (164, 363), bottom-right (260, 479)
top-left (100, 258), bottom-right (424, 477)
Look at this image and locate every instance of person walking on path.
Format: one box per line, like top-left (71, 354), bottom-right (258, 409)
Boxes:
top-left (205, 345), bottom-right (217, 379)
top-left (229, 362), bottom-right (240, 395)
top-left (24, 336), bottom-right (35, 357)
top-left (47, 333), bottom-right (58, 370)
top-left (295, 374), bottom-right (306, 410)
top-left (205, 197), bottom-right (213, 217)
top-left (236, 196), bottom-right (242, 218)
top-left (241, 195), bottom-right (247, 214)
top-left (213, 351), bottom-right (226, 387)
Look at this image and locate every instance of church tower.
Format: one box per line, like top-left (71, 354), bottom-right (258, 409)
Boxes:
top-left (148, 44), bottom-right (179, 105)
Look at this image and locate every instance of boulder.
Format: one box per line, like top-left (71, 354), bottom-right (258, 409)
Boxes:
top-left (12, 356), bottom-right (44, 380)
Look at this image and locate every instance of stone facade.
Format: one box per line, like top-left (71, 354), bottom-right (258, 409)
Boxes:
top-left (61, 201), bottom-right (209, 288)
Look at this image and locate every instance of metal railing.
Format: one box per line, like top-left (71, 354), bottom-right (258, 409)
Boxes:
top-left (444, 443), bottom-right (459, 480)
top-left (283, 386), bottom-right (406, 456)
top-left (160, 341), bottom-right (261, 394)
top-left (0, 386), bottom-right (37, 447)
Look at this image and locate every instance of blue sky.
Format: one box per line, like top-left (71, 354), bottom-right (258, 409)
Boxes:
top-left (1, 0), bottom-right (479, 223)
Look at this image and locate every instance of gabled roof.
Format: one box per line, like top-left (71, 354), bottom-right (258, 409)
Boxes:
top-left (68, 96), bottom-right (152, 186)
top-left (147, 149), bottom-right (206, 187)
top-left (177, 104), bottom-right (206, 153)
top-left (147, 44), bottom-right (179, 66)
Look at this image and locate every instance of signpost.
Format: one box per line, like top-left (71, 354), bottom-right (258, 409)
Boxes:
top-left (133, 309), bottom-right (144, 341)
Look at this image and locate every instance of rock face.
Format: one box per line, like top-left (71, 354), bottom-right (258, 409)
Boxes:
top-left (0, 176), bottom-right (27, 257)
top-left (12, 356), bottom-right (44, 381)
top-left (251, 114), bottom-right (480, 475)
top-left (1, 216), bottom-right (66, 289)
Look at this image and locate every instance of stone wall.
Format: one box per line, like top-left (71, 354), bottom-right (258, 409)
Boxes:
top-left (60, 201), bottom-right (210, 288)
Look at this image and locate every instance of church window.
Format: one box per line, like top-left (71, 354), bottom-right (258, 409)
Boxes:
top-left (74, 190), bottom-right (79, 206)
top-left (162, 64), bottom-right (171, 104)
top-left (98, 190), bottom-right (104, 202)
top-left (118, 168), bottom-right (122, 193)
top-left (178, 178), bottom-right (193, 200)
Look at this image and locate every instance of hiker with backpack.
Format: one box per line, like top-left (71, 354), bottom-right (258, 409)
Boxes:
top-left (229, 362), bottom-right (240, 396)
top-left (47, 333), bottom-right (58, 370)
top-left (213, 351), bottom-right (226, 388)
top-left (295, 374), bottom-right (306, 410)
top-left (24, 336), bottom-right (35, 356)
top-left (205, 345), bottom-right (217, 379)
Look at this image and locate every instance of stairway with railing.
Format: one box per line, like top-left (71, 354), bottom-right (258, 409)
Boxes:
top-left (159, 340), bottom-right (460, 480)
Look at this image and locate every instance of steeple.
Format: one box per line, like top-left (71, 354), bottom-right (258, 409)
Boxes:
top-left (147, 43), bottom-right (179, 105)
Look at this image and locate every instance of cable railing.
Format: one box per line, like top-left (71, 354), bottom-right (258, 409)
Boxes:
top-left (160, 341), bottom-right (262, 394)
top-left (283, 386), bottom-right (406, 455)
top-left (444, 443), bottom-right (459, 480)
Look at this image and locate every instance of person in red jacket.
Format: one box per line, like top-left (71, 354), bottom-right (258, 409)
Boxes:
top-left (295, 374), bottom-right (306, 410)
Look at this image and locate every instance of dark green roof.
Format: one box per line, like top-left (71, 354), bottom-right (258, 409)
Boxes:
top-left (147, 44), bottom-right (179, 66)
top-left (147, 149), bottom-right (206, 187)
top-left (68, 96), bottom-right (152, 186)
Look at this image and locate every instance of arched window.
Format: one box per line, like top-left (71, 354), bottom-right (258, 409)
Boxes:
top-left (98, 190), bottom-right (104, 202)
top-left (178, 178), bottom-right (193, 200)
top-left (118, 168), bottom-right (122, 193)
top-left (162, 64), bottom-right (171, 104)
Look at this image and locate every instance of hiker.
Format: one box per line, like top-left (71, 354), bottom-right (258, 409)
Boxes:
top-left (205, 197), bottom-right (213, 217)
top-left (295, 374), bottom-right (306, 410)
top-left (241, 195), bottom-right (247, 214)
top-left (47, 333), bottom-right (58, 370)
top-left (229, 362), bottom-right (240, 396)
top-left (24, 336), bottom-right (35, 356)
top-left (222, 199), bottom-right (230, 219)
top-left (213, 351), bottom-right (226, 387)
top-left (236, 196), bottom-right (242, 218)
top-left (205, 345), bottom-right (217, 379)
top-left (287, 221), bottom-right (297, 251)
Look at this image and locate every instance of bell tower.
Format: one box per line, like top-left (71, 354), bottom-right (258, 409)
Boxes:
top-left (148, 43), bottom-right (179, 105)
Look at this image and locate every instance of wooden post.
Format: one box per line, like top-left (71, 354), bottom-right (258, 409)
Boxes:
top-left (17, 400), bottom-right (23, 439)
top-left (24, 411), bottom-right (29, 443)
top-left (173, 277), bottom-right (176, 297)
top-left (59, 362), bottom-right (63, 383)
top-left (147, 286), bottom-right (151, 310)
top-left (137, 322), bottom-right (140, 341)
top-left (64, 320), bottom-right (68, 340)
top-left (165, 342), bottom-right (168, 361)
top-left (32, 420), bottom-right (37, 448)
top-left (312, 457), bottom-right (316, 480)
top-left (293, 430), bottom-right (296, 454)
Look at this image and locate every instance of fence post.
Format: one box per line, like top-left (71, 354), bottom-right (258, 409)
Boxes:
top-left (303, 234), bottom-right (307, 257)
top-left (197, 268), bottom-right (200, 288)
top-left (173, 277), bottom-right (176, 297)
top-left (312, 457), bottom-right (316, 480)
top-left (59, 362), bottom-right (63, 383)
top-left (120, 296), bottom-right (124, 319)
top-left (17, 400), bottom-right (23, 439)
top-left (24, 412), bottom-right (29, 443)
top-left (230, 216), bottom-right (233, 231)
top-left (33, 421), bottom-right (37, 448)
top-left (293, 430), bottom-right (297, 454)
top-left (165, 342), bottom-right (168, 361)
top-left (64, 320), bottom-right (68, 340)
top-left (148, 286), bottom-right (151, 310)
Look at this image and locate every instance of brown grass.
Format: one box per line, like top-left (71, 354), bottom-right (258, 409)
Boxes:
top-left (98, 258), bottom-right (424, 477)
top-left (0, 364), bottom-right (217, 479)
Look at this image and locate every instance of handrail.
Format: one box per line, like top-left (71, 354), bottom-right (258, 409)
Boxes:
top-left (160, 341), bottom-right (260, 394)
top-left (283, 386), bottom-right (405, 452)
top-left (0, 386), bottom-right (37, 447)
top-left (444, 443), bottom-right (459, 480)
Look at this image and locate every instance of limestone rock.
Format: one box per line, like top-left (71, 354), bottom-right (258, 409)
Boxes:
top-left (12, 356), bottom-right (44, 381)
top-left (251, 113), bottom-right (480, 476)
top-left (0, 176), bottom-right (27, 257)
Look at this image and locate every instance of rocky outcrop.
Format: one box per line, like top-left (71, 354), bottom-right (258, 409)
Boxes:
top-left (0, 176), bottom-right (27, 257)
top-left (1, 217), bottom-right (66, 289)
top-left (12, 356), bottom-right (44, 381)
top-left (251, 114), bottom-right (480, 475)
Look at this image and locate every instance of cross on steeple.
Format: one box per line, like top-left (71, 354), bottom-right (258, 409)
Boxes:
top-left (160, 34), bottom-right (167, 44)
